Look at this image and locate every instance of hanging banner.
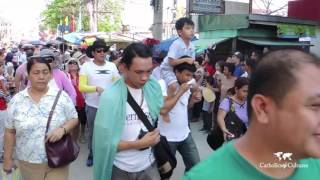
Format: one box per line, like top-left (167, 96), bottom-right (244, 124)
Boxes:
top-left (277, 24), bottom-right (316, 38)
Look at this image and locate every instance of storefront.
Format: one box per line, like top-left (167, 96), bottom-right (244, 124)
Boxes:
top-left (194, 14), bottom-right (317, 60)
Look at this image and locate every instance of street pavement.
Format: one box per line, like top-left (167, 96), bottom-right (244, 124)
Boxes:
top-left (0, 121), bottom-right (213, 180)
top-left (69, 120), bottom-right (213, 180)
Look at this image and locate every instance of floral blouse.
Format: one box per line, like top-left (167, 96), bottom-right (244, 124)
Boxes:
top-left (5, 87), bottom-right (78, 163)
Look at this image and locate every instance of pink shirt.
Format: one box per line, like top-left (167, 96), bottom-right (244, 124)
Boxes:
top-left (51, 69), bottom-right (76, 104)
top-left (15, 63), bottom-right (28, 91)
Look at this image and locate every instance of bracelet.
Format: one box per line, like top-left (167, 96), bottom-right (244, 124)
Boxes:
top-left (60, 126), bottom-right (67, 135)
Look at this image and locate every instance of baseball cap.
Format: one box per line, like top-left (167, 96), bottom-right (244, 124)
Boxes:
top-left (233, 51), bottom-right (244, 61)
top-left (40, 48), bottom-right (55, 58)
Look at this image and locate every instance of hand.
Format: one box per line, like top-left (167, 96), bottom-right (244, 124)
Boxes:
top-left (96, 87), bottom-right (104, 94)
top-left (139, 129), bottom-right (160, 149)
top-left (46, 127), bottom-right (65, 143)
top-left (185, 58), bottom-right (194, 65)
top-left (3, 158), bottom-right (15, 174)
top-left (178, 83), bottom-right (191, 94)
top-left (222, 128), bottom-right (234, 141)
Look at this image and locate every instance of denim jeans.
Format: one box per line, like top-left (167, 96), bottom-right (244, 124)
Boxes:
top-left (167, 133), bottom-right (200, 172)
top-left (85, 105), bottom-right (97, 152)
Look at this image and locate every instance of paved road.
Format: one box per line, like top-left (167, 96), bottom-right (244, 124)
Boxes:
top-left (0, 121), bottom-right (213, 180)
top-left (69, 121), bottom-right (213, 180)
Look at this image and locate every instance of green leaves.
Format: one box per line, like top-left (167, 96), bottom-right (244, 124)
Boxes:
top-left (41, 0), bottom-right (123, 32)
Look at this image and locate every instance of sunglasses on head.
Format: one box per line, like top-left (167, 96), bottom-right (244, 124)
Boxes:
top-left (30, 56), bottom-right (54, 63)
top-left (95, 48), bottom-right (107, 53)
top-left (42, 57), bottom-right (54, 63)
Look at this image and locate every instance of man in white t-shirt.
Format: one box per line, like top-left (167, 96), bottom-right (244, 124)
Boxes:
top-left (159, 62), bottom-right (202, 172)
top-left (79, 39), bottom-right (120, 166)
top-left (93, 43), bottom-right (163, 180)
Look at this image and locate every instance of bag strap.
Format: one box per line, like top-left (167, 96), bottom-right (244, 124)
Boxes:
top-left (127, 89), bottom-right (154, 132)
top-left (228, 97), bottom-right (234, 112)
top-left (45, 90), bottom-right (63, 134)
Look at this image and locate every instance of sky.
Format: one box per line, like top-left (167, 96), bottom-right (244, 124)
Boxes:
top-left (0, 0), bottom-right (46, 40)
top-left (0, 0), bottom-right (291, 41)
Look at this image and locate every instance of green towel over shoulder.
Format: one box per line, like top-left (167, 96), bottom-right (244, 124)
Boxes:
top-left (93, 77), bottom-right (163, 180)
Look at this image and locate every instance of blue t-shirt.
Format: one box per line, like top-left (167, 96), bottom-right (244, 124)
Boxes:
top-left (234, 64), bottom-right (244, 77)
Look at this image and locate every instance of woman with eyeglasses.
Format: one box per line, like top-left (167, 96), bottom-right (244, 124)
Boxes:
top-left (3, 56), bottom-right (79, 180)
top-left (66, 58), bottom-right (87, 143)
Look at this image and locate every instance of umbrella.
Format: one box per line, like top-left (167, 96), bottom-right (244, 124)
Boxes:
top-left (153, 36), bottom-right (198, 53)
top-left (46, 39), bottom-right (64, 46)
top-left (62, 32), bottom-right (84, 45)
top-left (29, 40), bottom-right (46, 46)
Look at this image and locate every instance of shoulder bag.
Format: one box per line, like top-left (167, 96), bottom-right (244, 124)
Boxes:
top-left (127, 90), bottom-right (177, 180)
top-left (45, 90), bottom-right (80, 168)
top-left (207, 97), bottom-right (247, 150)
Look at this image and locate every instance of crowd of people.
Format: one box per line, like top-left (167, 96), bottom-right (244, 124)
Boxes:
top-left (0, 17), bottom-right (319, 180)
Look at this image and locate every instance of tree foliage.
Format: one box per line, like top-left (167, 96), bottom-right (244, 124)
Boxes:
top-left (41, 0), bottom-right (123, 32)
top-left (97, 0), bottom-right (123, 32)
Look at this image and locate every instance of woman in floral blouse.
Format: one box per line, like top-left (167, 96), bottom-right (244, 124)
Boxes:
top-left (3, 55), bottom-right (79, 180)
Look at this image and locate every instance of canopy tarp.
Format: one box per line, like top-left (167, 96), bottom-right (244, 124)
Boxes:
top-left (194, 37), bottom-right (231, 54)
top-left (198, 14), bottom-right (249, 32)
top-left (238, 37), bottom-right (312, 46)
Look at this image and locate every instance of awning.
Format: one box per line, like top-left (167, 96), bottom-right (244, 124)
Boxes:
top-left (238, 37), bottom-right (312, 46)
top-left (195, 37), bottom-right (230, 53)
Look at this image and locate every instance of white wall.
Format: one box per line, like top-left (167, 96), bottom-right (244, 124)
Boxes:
top-left (224, 1), bottom-right (249, 14)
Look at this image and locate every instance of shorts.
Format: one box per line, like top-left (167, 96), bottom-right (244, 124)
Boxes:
top-left (160, 68), bottom-right (177, 86)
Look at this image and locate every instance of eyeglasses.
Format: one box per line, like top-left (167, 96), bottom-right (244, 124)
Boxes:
top-left (95, 48), bottom-right (107, 53)
top-left (68, 61), bottom-right (78, 65)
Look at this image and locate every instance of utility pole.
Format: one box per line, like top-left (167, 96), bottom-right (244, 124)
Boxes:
top-left (86, 0), bottom-right (98, 32)
top-left (249, 0), bottom-right (253, 14)
top-left (152, 0), bottom-right (163, 40)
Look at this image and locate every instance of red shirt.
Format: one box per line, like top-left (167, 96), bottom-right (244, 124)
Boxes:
top-left (0, 97), bottom-right (7, 110)
top-left (70, 74), bottom-right (85, 108)
top-left (204, 62), bottom-right (216, 76)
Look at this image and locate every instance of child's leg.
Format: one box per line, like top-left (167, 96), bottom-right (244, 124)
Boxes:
top-left (161, 70), bottom-right (178, 122)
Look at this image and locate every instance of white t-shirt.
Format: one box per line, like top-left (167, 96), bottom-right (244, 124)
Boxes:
top-left (113, 86), bottom-right (155, 172)
top-left (158, 80), bottom-right (191, 142)
top-left (160, 37), bottom-right (196, 71)
top-left (79, 61), bottom-right (120, 108)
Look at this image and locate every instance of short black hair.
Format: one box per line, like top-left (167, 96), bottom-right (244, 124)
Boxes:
top-left (175, 17), bottom-right (194, 31)
top-left (216, 60), bottom-right (225, 71)
top-left (235, 77), bottom-right (249, 90)
top-left (228, 77), bottom-right (249, 95)
top-left (224, 63), bottom-right (235, 74)
top-left (251, 50), bottom-right (262, 60)
top-left (245, 58), bottom-right (257, 70)
top-left (174, 62), bottom-right (197, 74)
top-left (27, 57), bottom-right (51, 74)
top-left (247, 49), bottom-right (320, 119)
top-left (121, 43), bottom-right (152, 68)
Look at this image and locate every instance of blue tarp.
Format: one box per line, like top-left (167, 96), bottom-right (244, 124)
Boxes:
top-left (153, 36), bottom-right (198, 53)
top-left (62, 32), bottom-right (84, 45)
